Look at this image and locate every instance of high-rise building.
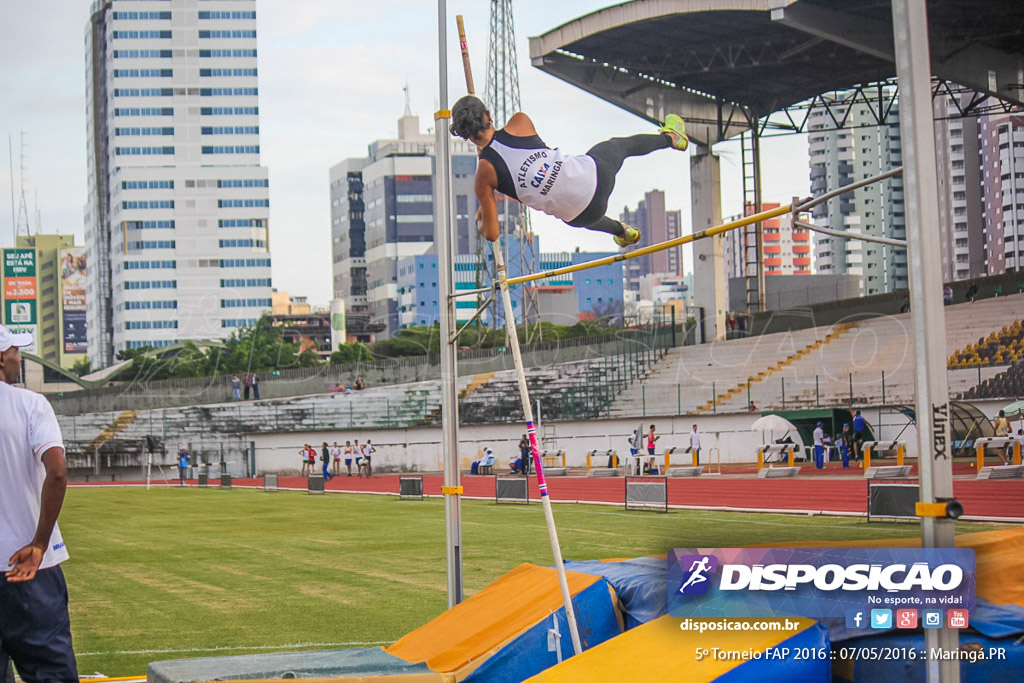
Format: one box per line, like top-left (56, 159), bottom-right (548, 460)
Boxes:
top-left (396, 250), bottom-right (624, 328)
top-left (979, 114), bottom-right (1024, 275)
top-left (329, 106), bottom-right (484, 340)
top-left (808, 92), bottom-right (907, 295)
top-left (619, 189), bottom-right (683, 291)
top-left (85, 0), bottom-right (272, 365)
top-left (935, 94), bottom-right (987, 282)
top-left (722, 203), bottom-right (812, 280)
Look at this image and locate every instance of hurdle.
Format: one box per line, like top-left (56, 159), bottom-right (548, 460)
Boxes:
top-left (757, 443), bottom-right (797, 470)
top-left (860, 440), bottom-right (907, 469)
top-left (974, 436), bottom-right (1022, 469)
top-left (586, 449), bottom-right (619, 472)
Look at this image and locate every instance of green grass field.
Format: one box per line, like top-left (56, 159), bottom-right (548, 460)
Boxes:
top-left (60, 486), bottom-right (1006, 675)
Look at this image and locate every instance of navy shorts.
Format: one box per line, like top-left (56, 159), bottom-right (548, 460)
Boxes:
top-left (0, 565), bottom-right (78, 682)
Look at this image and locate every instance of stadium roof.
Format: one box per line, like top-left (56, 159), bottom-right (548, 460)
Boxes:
top-left (529, 0), bottom-right (1024, 146)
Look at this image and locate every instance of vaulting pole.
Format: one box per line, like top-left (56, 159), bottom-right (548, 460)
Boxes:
top-left (493, 243), bottom-right (583, 657)
top-left (456, 13), bottom-right (583, 657)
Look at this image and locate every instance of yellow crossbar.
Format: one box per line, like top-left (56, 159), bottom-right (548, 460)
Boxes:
top-left (505, 201), bottom-right (799, 287)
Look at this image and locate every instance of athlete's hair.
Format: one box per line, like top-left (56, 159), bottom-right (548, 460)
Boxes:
top-left (450, 95), bottom-right (490, 140)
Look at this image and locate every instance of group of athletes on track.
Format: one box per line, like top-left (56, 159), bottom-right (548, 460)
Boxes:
top-left (299, 440), bottom-right (377, 481)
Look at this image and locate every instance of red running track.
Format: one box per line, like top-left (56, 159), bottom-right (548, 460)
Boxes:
top-left (81, 472), bottom-right (1024, 521)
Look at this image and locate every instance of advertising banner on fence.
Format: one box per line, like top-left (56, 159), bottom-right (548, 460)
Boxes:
top-left (3, 248), bottom-right (37, 325)
top-left (60, 247), bottom-right (87, 353)
top-left (668, 547), bottom-right (976, 624)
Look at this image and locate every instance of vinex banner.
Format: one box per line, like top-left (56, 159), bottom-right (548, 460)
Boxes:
top-left (668, 547), bottom-right (975, 619)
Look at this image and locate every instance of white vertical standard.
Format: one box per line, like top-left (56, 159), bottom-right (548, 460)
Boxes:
top-left (492, 243), bottom-right (583, 657)
top-left (890, 1), bottom-right (958, 682)
top-left (435, 0), bottom-right (463, 608)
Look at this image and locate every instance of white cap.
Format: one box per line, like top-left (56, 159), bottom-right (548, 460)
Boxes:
top-left (0, 325), bottom-right (32, 353)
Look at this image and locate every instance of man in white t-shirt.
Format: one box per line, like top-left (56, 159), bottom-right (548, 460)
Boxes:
top-left (813, 422), bottom-right (826, 469)
top-left (0, 326), bottom-right (77, 680)
top-left (689, 425), bottom-right (701, 465)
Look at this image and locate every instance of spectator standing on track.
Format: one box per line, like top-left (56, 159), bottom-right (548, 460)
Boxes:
top-left (645, 425), bottom-right (660, 473)
top-left (839, 423), bottom-right (853, 468)
top-left (343, 441), bottom-right (355, 476)
top-left (689, 424), bottom-right (701, 466)
top-left (250, 373), bottom-right (260, 400)
top-left (628, 428), bottom-right (639, 466)
top-left (177, 445), bottom-right (191, 487)
top-left (994, 410), bottom-right (1012, 465)
top-left (361, 440), bottom-right (375, 477)
top-left (852, 410), bottom-right (867, 460)
top-left (300, 445), bottom-right (310, 476)
top-left (813, 422), bottom-right (826, 469)
top-left (0, 325), bottom-right (78, 681)
top-left (231, 375), bottom-right (241, 401)
top-left (321, 442), bottom-right (333, 482)
top-left (519, 434), bottom-right (531, 476)
top-left (242, 374), bottom-right (251, 400)
top-left (330, 442), bottom-right (341, 476)
top-left (306, 445), bottom-right (317, 475)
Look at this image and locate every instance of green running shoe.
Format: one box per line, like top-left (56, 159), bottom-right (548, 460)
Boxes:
top-left (614, 224), bottom-right (641, 248)
top-left (658, 114), bottom-right (689, 151)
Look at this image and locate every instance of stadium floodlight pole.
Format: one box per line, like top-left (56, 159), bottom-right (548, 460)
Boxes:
top-left (493, 243), bottom-right (583, 657)
top-left (455, 13), bottom-right (582, 658)
top-left (436, 0), bottom-right (463, 608)
top-left (891, 1), bottom-right (958, 681)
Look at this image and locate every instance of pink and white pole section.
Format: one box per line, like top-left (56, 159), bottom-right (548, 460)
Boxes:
top-left (492, 242), bottom-right (583, 656)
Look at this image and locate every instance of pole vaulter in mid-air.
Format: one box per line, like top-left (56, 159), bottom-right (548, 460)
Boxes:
top-left (449, 95), bottom-right (689, 248)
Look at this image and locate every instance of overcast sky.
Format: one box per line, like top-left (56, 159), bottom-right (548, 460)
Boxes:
top-left (0, 1), bottom-right (809, 306)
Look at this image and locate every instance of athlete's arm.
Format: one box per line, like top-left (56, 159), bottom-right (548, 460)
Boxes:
top-left (475, 160), bottom-right (500, 242)
top-left (6, 446), bottom-right (67, 583)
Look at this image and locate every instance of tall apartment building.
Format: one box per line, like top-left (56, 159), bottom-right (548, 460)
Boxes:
top-left (618, 189), bottom-right (683, 292)
top-left (934, 94), bottom-right (987, 281)
top-left (329, 107), bottom-right (486, 340)
top-left (979, 114), bottom-right (1024, 275)
top-left (808, 93), bottom-right (907, 295)
top-left (85, 0), bottom-right (272, 366)
top-left (722, 203), bottom-right (812, 279)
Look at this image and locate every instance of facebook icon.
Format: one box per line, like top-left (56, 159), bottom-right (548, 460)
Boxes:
top-left (846, 610), bottom-right (866, 629)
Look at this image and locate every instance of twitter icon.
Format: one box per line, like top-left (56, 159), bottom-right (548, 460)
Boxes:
top-left (870, 609), bottom-right (893, 629)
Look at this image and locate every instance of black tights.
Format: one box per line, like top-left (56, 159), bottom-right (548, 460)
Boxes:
top-left (568, 133), bottom-right (672, 235)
